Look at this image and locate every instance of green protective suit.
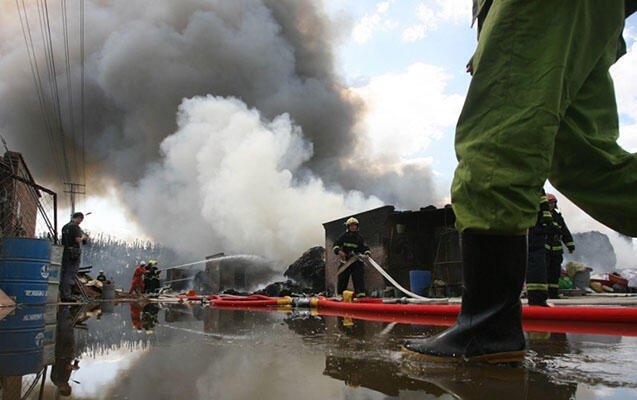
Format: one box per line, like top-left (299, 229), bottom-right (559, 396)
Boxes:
top-left (452, 0), bottom-right (637, 236)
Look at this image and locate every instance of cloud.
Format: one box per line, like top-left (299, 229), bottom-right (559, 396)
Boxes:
top-left (344, 62), bottom-right (464, 209)
top-left (401, 4), bottom-right (437, 42)
top-left (401, 0), bottom-right (470, 42)
top-left (612, 25), bottom-right (637, 152)
top-left (351, 1), bottom-right (397, 44)
top-left (354, 63), bottom-right (463, 159)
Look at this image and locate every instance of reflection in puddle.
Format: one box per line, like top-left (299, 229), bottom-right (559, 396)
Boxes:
top-left (1, 301), bottom-right (636, 399)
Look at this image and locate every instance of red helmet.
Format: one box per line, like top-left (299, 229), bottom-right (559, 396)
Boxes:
top-left (546, 193), bottom-right (557, 202)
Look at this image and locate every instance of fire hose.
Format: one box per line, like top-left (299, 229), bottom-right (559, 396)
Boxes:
top-left (341, 254), bottom-right (447, 302)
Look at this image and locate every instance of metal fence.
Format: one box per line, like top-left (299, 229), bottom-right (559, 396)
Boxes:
top-left (0, 152), bottom-right (58, 243)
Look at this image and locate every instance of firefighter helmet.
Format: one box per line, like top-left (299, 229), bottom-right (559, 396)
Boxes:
top-left (148, 260), bottom-right (158, 265)
top-left (546, 193), bottom-right (557, 202)
top-left (345, 217), bottom-right (359, 226)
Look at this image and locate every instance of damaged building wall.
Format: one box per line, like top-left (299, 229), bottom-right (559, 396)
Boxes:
top-left (386, 205), bottom-right (461, 297)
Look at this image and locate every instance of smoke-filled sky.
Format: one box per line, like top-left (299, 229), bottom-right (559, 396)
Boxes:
top-left (1, 0), bottom-right (636, 266)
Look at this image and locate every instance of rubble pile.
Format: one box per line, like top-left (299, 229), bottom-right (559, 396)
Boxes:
top-left (283, 246), bottom-right (325, 293)
top-left (255, 246), bottom-right (326, 297)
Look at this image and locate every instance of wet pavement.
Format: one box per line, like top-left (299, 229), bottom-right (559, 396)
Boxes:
top-left (2, 301), bottom-right (637, 399)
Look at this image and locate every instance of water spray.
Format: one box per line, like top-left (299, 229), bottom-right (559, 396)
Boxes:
top-left (157, 259), bottom-right (210, 272)
top-left (157, 254), bottom-right (269, 272)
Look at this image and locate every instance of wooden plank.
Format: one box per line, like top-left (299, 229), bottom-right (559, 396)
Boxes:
top-left (0, 288), bottom-right (16, 308)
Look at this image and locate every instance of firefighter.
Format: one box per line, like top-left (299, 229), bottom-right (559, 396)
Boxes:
top-left (129, 261), bottom-right (147, 294)
top-left (526, 191), bottom-right (554, 306)
top-left (546, 193), bottom-right (575, 299)
top-left (145, 260), bottom-right (160, 294)
top-left (403, 2), bottom-right (636, 364)
top-left (333, 217), bottom-right (371, 298)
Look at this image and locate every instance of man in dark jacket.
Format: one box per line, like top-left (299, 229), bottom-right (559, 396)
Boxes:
top-left (59, 212), bottom-right (88, 302)
top-left (333, 217), bottom-right (371, 298)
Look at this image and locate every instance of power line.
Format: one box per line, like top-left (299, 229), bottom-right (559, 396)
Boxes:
top-left (16, 0), bottom-right (87, 210)
top-left (80, 0), bottom-right (86, 186)
top-left (61, 0), bottom-right (81, 178)
top-left (16, 0), bottom-right (63, 181)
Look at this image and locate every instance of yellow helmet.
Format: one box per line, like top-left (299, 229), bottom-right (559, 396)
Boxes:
top-left (148, 260), bottom-right (158, 265)
top-left (345, 217), bottom-right (359, 226)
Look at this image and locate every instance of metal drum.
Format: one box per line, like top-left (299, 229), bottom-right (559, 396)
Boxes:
top-left (47, 245), bottom-right (63, 304)
top-left (0, 305), bottom-right (46, 375)
top-left (0, 238), bottom-right (52, 305)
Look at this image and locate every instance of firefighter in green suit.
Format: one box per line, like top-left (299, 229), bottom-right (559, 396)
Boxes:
top-left (403, 0), bottom-right (637, 363)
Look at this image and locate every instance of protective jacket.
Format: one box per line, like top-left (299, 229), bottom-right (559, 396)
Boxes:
top-left (333, 230), bottom-right (371, 297)
top-left (133, 265), bottom-right (146, 279)
top-left (549, 210), bottom-right (575, 254)
top-left (333, 231), bottom-right (371, 259)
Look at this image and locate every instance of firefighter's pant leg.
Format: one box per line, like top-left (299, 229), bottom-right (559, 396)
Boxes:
top-left (451, 0), bottom-right (631, 235)
top-left (549, 47), bottom-right (637, 236)
top-left (526, 247), bottom-right (548, 305)
top-left (337, 268), bottom-right (351, 295)
top-left (547, 253), bottom-right (563, 298)
top-left (350, 261), bottom-right (366, 296)
top-left (60, 258), bottom-right (80, 300)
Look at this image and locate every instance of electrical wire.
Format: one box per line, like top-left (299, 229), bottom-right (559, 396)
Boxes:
top-left (16, 0), bottom-right (87, 208)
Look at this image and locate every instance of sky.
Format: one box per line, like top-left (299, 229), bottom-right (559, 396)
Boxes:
top-left (1, 0), bottom-right (636, 267)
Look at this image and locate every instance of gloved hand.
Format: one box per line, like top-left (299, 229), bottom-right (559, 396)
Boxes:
top-left (567, 246), bottom-right (575, 253)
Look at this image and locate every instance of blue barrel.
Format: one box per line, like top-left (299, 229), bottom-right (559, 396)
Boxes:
top-left (0, 349), bottom-right (44, 376)
top-left (409, 270), bottom-right (432, 296)
top-left (0, 305), bottom-right (47, 329)
top-left (0, 238), bottom-right (52, 305)
top-left (0, 306), bottom-right (46, 375)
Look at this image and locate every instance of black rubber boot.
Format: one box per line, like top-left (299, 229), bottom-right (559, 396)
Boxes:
top-left (528, 290), bottom-right (550, 306)
top-left (402, 233), bottom-right (527, 363)
top-left (548, 287), bottom-right (560, 299)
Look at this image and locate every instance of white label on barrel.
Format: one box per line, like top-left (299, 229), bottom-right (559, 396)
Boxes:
top-left (40, 264), bottom-right (49, 279)
top-left (35, 332), bottom-right (45, 347)
top-left (23, 313), bottom-right (44, 321)
top-left (25, 290), bottom-right (47, 296)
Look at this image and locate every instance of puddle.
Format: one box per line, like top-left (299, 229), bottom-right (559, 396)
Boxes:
top-left (2, 302), bottom-right (637, 399)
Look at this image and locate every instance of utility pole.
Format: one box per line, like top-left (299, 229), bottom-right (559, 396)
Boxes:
top-left (64, 182), bottom-right (85, 216)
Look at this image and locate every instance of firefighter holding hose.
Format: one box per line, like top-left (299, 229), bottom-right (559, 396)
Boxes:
top-left (333, 217), bottom-right (371, 298)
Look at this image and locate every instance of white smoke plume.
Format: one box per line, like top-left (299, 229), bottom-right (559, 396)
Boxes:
top-left (128, 95), bottom-right (382, 261)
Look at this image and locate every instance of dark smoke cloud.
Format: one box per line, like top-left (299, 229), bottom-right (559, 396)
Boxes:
top-left (0, 0), bottom-right (438, 263)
